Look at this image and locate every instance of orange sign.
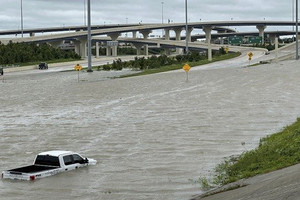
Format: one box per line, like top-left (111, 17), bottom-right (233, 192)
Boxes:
top-left (183, 64), bottom-right (191, 72)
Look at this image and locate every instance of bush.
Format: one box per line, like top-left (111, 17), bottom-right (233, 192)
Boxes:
top-left (0, 42), bottom-right (80, 65)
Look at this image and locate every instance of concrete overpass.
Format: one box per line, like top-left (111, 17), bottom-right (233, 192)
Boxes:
top-left (0, 21), bottom-right (296, 60)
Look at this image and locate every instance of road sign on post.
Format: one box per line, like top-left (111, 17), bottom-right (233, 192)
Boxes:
top-left (225, 46), bottom-right (229, 54)
top-left (248, 36), bottom-right (262, 44)
top-left (183, 63), bottom-right (191, 82)
top-left (248, 52), bottom-right (253, 66)
top-left (74, 64), bottom-right (82, 82)
top-left (228, 36), bottom-right (243, 45)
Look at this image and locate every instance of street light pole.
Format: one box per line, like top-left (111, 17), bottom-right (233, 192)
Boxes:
top-left (293, 0), bottom-right (295, 31)
top-left (296, 0), bottom-right (299, 60)
top-left (87, 0), bottom-right (93, 72)
top-left (21, 0), bottom-right (23, 38)
top-left (185, 0), bottom-right (189, 54)
top-left (161, 2), bottom-right (164, 38)
top-left (84, 0), bottom-right (86, 26)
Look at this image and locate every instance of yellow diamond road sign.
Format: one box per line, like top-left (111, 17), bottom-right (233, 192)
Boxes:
top-left (248, 52), bottom-right (253, 58)
top-left (183, 64), bottom-right (191, 72)
top-left (74, 64), bottom-right (82, 71)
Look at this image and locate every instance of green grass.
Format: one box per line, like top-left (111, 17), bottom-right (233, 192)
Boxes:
top-left (214, 118), bottom-right (300, 185)
top-left (120, 52), bottom-right (241, 78)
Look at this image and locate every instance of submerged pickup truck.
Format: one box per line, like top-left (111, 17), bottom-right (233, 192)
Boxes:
top-left (1, 150), bottom-right (97, 181)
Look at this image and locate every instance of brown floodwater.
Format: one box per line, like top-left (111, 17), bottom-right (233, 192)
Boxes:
top-left (1, 58), bottom-right (300, 200)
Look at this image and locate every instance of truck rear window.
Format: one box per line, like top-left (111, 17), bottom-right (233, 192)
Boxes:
top-left (34, 155), bottom-right (60, 166)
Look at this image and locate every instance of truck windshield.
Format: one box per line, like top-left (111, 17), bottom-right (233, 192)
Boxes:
top-left (34, 155), bottom-right (60, 166)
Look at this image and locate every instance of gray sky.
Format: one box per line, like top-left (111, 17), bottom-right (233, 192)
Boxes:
top-left (0, 0), bottom-right (296, 32)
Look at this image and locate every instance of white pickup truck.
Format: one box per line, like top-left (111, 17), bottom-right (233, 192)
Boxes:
top-left (1, 150), bottom-right (97, 181)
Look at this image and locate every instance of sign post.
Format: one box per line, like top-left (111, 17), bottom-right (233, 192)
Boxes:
top-left (74, 64), bottom-right (83, 82)
top-left (248, 52), bottom-right (253, 66)
top-left (225, 46), bottom-right (229, 54)
top-left (182, 63), bottom-right (191, 82)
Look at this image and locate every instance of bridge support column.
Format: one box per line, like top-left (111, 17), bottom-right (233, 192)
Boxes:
top-left (164, 28), bottom-right (170, 40)
top-left (108, 33), bottom-right (120, 57)
top-left (217, 30), bottom-right (226, 45)
top-left (140, 30), bottom-right (152, 56)
top-left (95, 42), bottom-right (100, 58)
top-left (112, 46), bottom-right (118, 57)
top-left (203, 26), bottom-right (213, 61)
top-left (186, 27), bottom-right (193, 42)
top-left (74, 39), bottom-right (87, 58)
top-left (106, 46), bottom-right (112, 56)
top-left (173, 28), bottom-right (183, 54)
top-left (132, 31), bottom-right (137, 39)
top-left (134, 43), bottom-right (143, 56)
top-left (208, 42), bottom-right (212, 61)
top-left (203, 26), bottom-right (212, 43)
top-left (269, 34), bottom-right (276, 45)
top-left (256, 25), bottom-right (266, 44)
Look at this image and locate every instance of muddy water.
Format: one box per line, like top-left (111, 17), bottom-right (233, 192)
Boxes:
top-left (1, 60), bottom-right (300, 200)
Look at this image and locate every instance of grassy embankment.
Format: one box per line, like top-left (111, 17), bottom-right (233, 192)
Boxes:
top-left (209, 118), bottom-right (300, 186)
top-left (120, 52), bottom-right (241, 78)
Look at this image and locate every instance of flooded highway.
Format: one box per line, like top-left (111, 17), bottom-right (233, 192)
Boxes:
top-left (1, 58), bottom-right (300, 200)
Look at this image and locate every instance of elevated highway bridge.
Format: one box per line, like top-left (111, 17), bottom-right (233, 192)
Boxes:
top-left (0, 21), bottom-right (296, 60)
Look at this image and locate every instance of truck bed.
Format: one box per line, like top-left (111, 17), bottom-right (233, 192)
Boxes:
top-left (8, 165), bottom-right (58, 174)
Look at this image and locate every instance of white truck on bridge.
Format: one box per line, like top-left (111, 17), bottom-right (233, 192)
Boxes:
top-left (1, 150), bottom-right (97, 181)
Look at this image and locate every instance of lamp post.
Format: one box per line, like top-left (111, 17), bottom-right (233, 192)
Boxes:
top-left (185, 0), bottom-right (189, 54)
top-left (161, 2), bottom-right (164, 38)
top-left (296, 0), bottom-right (299, 60)
top-left (87, 0), bottom-right (93, 72)
top-left (293, 0), bottom-right (295, 31)
top-left (21, 0), bottom-right (23, 38)
top-left (84, 0), bottom-right (86, 26)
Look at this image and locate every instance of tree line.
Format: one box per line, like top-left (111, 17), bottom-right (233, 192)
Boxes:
top-left (0, 42), bottom-right (80, 65)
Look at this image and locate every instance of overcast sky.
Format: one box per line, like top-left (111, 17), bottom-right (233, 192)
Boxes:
top-left (0, 0), bottom-right (296, 32)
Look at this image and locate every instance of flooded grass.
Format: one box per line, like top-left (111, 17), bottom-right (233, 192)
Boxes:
top-left (120, 52), bottom-right (241, 78)
top-left (214, 118), bottom-right (300, 185)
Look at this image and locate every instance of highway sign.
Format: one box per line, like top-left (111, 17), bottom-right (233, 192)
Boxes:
top-left (248, 36), bottom-right (262, 44)
top-left (228, 36), bottom-right (243, 45)
top-left (107, 41), bottom-right (118, 47)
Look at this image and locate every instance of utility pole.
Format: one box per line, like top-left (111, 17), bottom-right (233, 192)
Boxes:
top-left (296, 0), bottom-right (299, 60)
top-left (87, 0), bottom-right (93, 72)
top-left (21, 0), bottom-right (23, 38)
top-left (293, 0), bottom-right (295, 31)
top-left (84, 0), bottom-right (87, 26)
top-left (161, 2), bottom-right (164, 38)
top-left (185, 0), bottom-right (189, 54)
